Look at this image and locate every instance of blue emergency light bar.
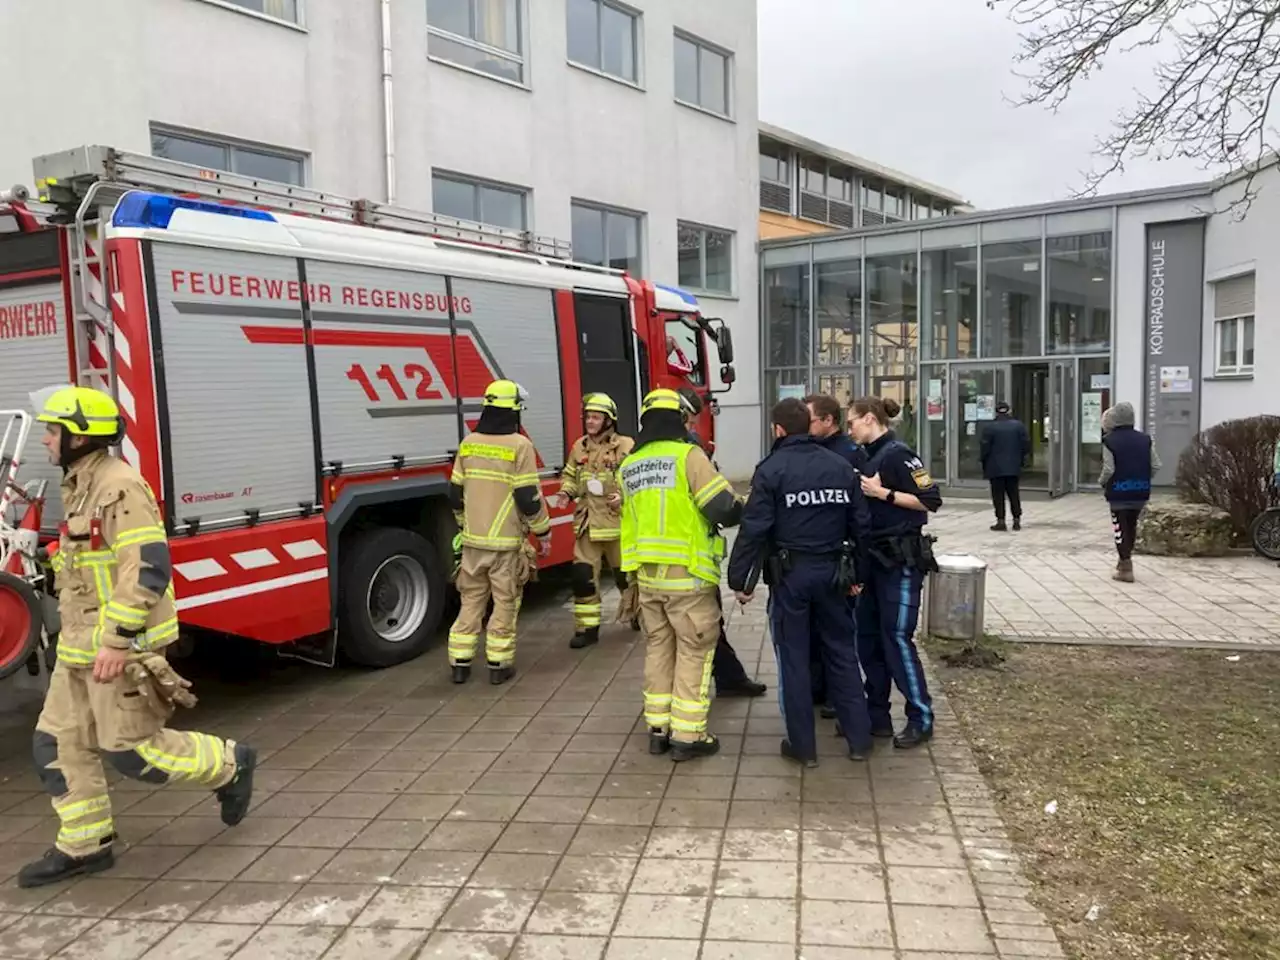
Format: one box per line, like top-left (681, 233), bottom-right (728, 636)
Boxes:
top-left (112, 192), bottom-right (277, 230)
top-left (656, 282), bottom-right (699, 308)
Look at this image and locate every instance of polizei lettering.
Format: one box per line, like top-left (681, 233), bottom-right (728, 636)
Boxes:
top-left (620, 457), bottom-right (677, 495)
top-left (1147, 239), bottom-right (1165, 357)
top-left (0, 300), bottom-right (58, 340)
top-left (784, 488), bottom-right (852, 508)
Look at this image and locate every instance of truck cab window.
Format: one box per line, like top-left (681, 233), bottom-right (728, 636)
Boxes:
top-left (664, 316), bottom-right (705, 386)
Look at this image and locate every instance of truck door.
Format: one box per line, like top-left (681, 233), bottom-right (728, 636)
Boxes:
top-left (573, 293), bottom-right (639, 437)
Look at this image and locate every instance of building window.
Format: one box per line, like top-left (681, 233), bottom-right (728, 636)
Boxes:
top-left (759, 142), bottom-right (789, 184)
top-left (572, 202), bottom-right (643, 274)
top-left (677, 223), bottom-right (732, 295)
top-left (1047, 232), bottom-right (1112, 355)
top-left (151, 129), bottom-right (305, 185)
top-left (427, 0), bottom-right (524, 84)
top-left (210, 0), bottom-right (301, 23)
top-left (674, 33), bottom-right (730, 116)
top-left (1213, 272), bottom-right (1256, 375)
top-left (432, 173), bottom-right (528, 231)
top-left (567, 0), bottom-right (638, 83)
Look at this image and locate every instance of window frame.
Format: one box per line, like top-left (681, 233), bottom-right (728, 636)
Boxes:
top-left (1214, 312), bottom-right (1255, 376)
top-left (149, 126), bottom-right (308, 186)
top-left (677, 221), bottom-right (734, 297)
top-left (427, 0), bottom-right (527, 86)
top-left (673, 31), bottom-right (732, 118)
top-left (195, 0), bottom-right (305, 29)
top-left (566, 0), bottom-right (641, 86)
top-left (571, 200), bottom-right (645, 275)
top-left (431, 171), bottom-right (530, 231)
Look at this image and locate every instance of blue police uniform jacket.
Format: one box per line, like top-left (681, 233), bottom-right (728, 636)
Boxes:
top-left (862, 433), bottom-right (943, 536)
top-left (1103, 426), bottom-right (1153, 506)
top-left (817, 431), bottom-right (863, 472)
top-left (727, 435), bottom-right (871, 591)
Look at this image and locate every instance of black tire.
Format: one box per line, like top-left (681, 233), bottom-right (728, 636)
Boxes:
top-left (0, 571), bottom-right (41, 681)
top-left (1251, 508), bottom-right (1280, 561)
top-left (338, 527), bottom-right (446, 668)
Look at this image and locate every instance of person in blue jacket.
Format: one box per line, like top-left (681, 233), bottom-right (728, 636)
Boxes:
top-left (804, 394), bottom-right (869, 717)
top-left (728, 398), bottom-right (873, 766)
top-left (847, 396), bottom-right (943, 750)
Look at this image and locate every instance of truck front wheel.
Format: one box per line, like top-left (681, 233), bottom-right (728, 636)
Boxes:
top-left (0, 572), bottom-right (41, 681)
top-left (338, 527), bottom-right (446, 667)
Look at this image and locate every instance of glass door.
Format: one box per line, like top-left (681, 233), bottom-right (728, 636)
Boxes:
top-left (1048, 359), bottom-right (1076, 497)
top-left (950, 364), bottom-right (1009, 485)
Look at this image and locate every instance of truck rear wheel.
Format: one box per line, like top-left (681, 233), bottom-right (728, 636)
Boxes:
top-left (338, 527), bottom-right (445, 668)
top-left (0, 572), bottom-right (41, 681)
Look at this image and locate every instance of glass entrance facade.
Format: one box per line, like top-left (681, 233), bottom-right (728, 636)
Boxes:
top-left (761, 209), bottom-right (1115, 492)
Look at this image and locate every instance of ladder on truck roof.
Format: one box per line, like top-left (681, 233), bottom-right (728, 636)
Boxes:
top-left (30, 145), bottom-right (612, 394)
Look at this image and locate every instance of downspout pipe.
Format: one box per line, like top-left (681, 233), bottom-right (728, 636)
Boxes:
top-left (380, 0), bottom-right (396, 203)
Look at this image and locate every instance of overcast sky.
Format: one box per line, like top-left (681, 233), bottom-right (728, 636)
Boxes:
top-left (757, 0), bottom-right (1221, 209)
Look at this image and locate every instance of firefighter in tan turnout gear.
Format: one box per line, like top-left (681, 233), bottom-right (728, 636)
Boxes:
top-left (448, 379), bottom-right (551, 685)
top-left (19, 386), bottom-right (256, 889)
top-left (553, 393), bottom-right (634, 649)
top-left (620, 389), bottom-right (743, 761)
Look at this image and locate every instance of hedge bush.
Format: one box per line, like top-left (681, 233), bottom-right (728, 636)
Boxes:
top-left (1176, 415), bottom-right (1280, 536)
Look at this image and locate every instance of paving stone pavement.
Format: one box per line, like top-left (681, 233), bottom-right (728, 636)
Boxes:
top-left (0, 579), bottom-right (1064, 959)
top-left (928, 493), bottom-right (1280, 649)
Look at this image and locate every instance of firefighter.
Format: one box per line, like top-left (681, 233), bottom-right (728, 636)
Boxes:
top-left (619, 389), bottom-right (743, 761)
top-left (19, 386), bottom-right (256, 889)
top-left (448, 379), bottom-right (552, 685)
top-left (553, 393), bottom-right (634, 649)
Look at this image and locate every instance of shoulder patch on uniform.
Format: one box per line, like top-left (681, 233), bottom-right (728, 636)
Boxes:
top-left (911, 468), bottom-right (934, 489)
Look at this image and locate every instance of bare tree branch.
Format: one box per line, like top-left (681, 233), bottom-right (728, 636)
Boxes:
top-left (988, 0), bottom-right (1280, 217)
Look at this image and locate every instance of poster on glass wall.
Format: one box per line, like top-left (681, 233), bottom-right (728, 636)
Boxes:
top-left (1081, 392), bottom-right (1103, 444)
top-left (976, 395), bottom-right (996, 420)
top-left (778, 385), bottom-right (808, 401)
top-left (926, 380), bottom-right (944, 421)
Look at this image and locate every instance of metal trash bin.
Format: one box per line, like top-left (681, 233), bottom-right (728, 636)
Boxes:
top-left (922, 554), bottom-right (987, 642)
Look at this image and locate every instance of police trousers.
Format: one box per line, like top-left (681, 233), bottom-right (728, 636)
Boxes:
top-left (34, 664), bottom-right (238, 857)
top-left (640, 587), bottom-right (720, 744)
top-left (769, 559), bottom-right (871, 760)
top-left (856, 564), bottom-right (933, 732)
top-left (571, 535), bottom-right (626, 633)
top-left (448, 547), bottom-right (528, 667)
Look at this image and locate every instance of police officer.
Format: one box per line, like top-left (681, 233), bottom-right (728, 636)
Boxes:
top-left (728, 397), bottom-right (873, 766)
top-left (678, 387), bottom-right (766, 699)
top-left (805, 393), bottom-right (863, 717)
top-left (553, 393), bottom-right (633, 649)
top-left (619, 389), bottom-right (743, 761)
top-left (847, 395), bottom-right (942, 749)
top-left (448, 379), bottom-right (552, 685)
top-left (20, 386), bottom-right (256, 889)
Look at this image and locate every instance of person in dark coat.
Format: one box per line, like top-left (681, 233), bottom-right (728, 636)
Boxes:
top-left (1099, 401), bottom-right (1161, 583)
top-left (979, 401), bottom-right (1030, 531)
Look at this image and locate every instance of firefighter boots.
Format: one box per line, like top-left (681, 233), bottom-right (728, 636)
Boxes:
top-left (570, 627), bottom-right (600, 650)
top-left (452, 664), bottom-right (471, 684)
top-left (648, 728), bottom-right (670, 755)
top-left (489, 663), bottom-right (515, 685)
top-left (216, 744), bottom-right (258, 827)
top-left (18, 845), bottom-right (115, 889)
top-left (670, 734), bottom-right (720, 762)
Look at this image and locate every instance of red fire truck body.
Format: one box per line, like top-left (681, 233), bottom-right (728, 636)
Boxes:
top-left (0, 146), bottom-right (735, 675)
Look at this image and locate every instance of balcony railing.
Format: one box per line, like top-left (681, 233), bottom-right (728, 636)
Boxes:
top-left (799, 190), bottom-right (854, 228)
top-left (760, 180), bottom-right (791, 214)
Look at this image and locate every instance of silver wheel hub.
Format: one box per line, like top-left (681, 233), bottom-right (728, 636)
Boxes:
top-left (367, 554), bottom-right (430, 643)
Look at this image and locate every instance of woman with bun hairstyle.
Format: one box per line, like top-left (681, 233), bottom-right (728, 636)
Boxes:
top-left (846, 396), bottom-right (943, 749)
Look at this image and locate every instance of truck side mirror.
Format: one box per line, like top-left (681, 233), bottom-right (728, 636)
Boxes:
top-left (713, 324), bottom-right (734, 364)
top-left (719, 364), bottom-right (736, 385)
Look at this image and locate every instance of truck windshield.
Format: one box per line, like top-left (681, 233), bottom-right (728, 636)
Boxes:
top-left (663, 314), bottom-right (705, 386)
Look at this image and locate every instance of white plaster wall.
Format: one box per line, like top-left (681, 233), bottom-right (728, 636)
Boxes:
top-left (1201, 167), bottom-right (1280, 428)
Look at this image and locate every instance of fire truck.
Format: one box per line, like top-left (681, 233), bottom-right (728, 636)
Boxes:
top-left (0, 146), bottom-right (736, 679)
